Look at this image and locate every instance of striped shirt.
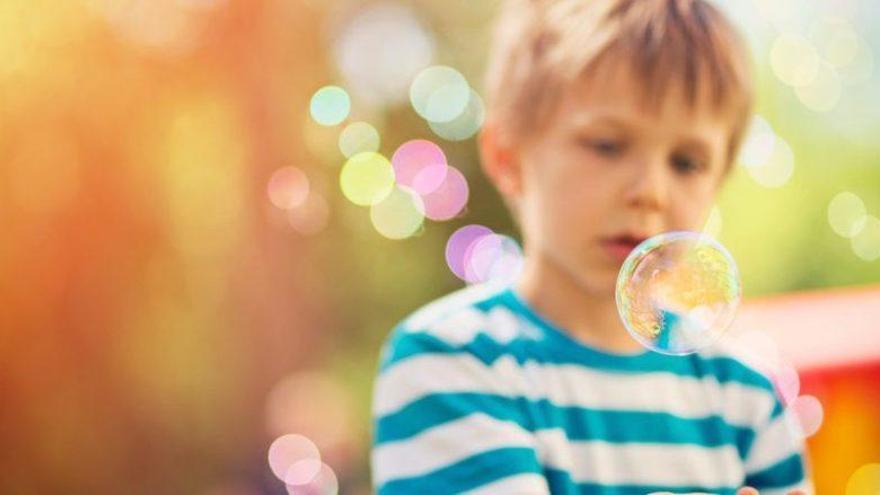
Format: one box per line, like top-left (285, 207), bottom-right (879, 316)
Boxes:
top-left (371, 283), bottom-right (810, 494)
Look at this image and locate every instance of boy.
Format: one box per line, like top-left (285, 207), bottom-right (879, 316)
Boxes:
top-left (371, 0), bottom-right (810, 493)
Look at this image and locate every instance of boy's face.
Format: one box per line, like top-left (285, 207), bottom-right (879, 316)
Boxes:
top-left (486, 64), bottom-right (733, 296)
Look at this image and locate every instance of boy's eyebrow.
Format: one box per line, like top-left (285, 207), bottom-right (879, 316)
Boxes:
top-left (677, 133), bottom-right (720, 158)
top-left (567, 113), bottom-right (635, 131)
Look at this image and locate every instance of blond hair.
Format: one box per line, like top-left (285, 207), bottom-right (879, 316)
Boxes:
top-left (483, 0), bottom-right (754, 166)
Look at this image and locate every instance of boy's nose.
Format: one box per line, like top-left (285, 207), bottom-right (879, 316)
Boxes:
top-left (625, 160), bottom-right (670, 212)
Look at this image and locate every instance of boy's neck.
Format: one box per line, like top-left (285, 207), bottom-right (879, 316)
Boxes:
top-left (515, 254), bottom-right (644, 355)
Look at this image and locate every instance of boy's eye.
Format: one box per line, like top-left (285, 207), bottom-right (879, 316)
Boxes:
top-left (670, 152), bottom-right (704, 175)
top-left (581, 138), bottom-right (625, 157)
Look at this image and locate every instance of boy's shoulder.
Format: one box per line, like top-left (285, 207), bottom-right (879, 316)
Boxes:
top-left (378, 283), bottom-right (544, 370)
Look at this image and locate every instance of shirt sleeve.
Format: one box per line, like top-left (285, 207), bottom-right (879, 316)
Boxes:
top-left (371, 329), bottom-right (550, 495)
top-left (742, 396), bottom-right (812, 495)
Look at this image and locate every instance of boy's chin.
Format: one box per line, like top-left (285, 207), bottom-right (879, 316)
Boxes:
top-left (573, 267), bottom-right (619, 298)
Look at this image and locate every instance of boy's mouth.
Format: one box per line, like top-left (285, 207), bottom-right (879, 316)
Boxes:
top-left (600, 234), bottom-right (648, 262)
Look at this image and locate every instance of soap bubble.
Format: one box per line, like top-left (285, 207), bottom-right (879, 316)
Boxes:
top-left (616, 231), bottom-right (742, 355)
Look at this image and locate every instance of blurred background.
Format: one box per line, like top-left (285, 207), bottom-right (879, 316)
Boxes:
top-left (1, 0), bottom-right (878, 493)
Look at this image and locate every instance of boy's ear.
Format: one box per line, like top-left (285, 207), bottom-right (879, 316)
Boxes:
top-left (478, 120), bottom-right (523, 198)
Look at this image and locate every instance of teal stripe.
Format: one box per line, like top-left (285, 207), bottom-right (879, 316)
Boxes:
top-left (374, 392), bottom-right (756, 454)
top-left (379, 329), bottom-right (518, 372)
top-left (377, 447), bottom-right (542, 495)
top-left (374, 393), bottom-right (530, 443)
top-left (745, 453), bottom-right (806, 489)
top-left (545, 469), bottom-right (738, 495)
top-left (380, 327), bottom-right (777, 395)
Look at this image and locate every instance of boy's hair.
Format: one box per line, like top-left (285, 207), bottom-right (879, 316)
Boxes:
top-left (483, 0), bottom-right (754, 167)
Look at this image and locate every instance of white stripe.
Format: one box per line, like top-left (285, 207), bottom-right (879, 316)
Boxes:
top-left (529, 361), bottom-right (774, 427)
top-left (532, 429), bottom-right (743, 487)
top-left (372, 413), bottom-right (535, 485)
top-left (375, 352), bottom-right (775, 429)
top-left (402, 284), bottom-right (505, 331)
top-left (568, 441), bottom-right (742, 487)
top-left (461, 473), bottom-right (550, 495)
top-left (744, 410), bottom-right (804, 474)
top-left (373, 353), bottom-right (529, 417)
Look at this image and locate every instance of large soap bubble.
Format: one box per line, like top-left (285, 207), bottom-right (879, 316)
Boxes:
top-left (616, 231), bottom-right (741, 355)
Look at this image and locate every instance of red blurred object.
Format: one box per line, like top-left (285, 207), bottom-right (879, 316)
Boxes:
top-left (733, 284), bottom-right (880, 493)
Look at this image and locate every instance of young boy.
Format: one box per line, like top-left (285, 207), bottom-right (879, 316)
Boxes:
top-left (371, 0), bottom-right (810, 493)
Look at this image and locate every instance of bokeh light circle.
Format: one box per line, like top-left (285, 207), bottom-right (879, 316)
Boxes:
top-left (310, 86), bottom-right (351, 126)
top-left (285, 462), bottom-right (339, 495)
top-left (369, 186), bottom-right (425, 240)
top-left (287, 193), bottom-right (330, 236)
top-left (795, 61), bottom-right (842, 112)
top-left (810, 17), bottom-right (859, 68)
top-left (746, 138), bottom-right (794, 188)
top-left (446, 225), bottom-right (493, 281)
top-left (339, 151), bottom-right (395, 206)
top-left (738, 115), bottom-right (776, 168)
top-left (790, 394), bottom-right (824, 438)
top-left (770, 34), bottom-right (820, 87)
top-left (428, 89), bottom-right (486, 141)
top-left (338, 121), bottom-right (380, 158)
top-left (463, 234), bottom-right (524, 285)
top-left (851, 215), bottom-right (880, 261)
top-left (770, 362), bottom-right (801, 407)
top-left (268, 166), bottom-right (310, 210)
top-left (268, 434), bottom-right (321, 485)
top-left (332, 2), bottom-right (434, 106)
top-left (828, 191), bottom-right (868, 238)
top-left (616, 231), bottom-right (742, 355)
top-left (838, 38), bottom-right (875, 86)
top-left (846, 463), bottom-right (880, 495)
top-left (409, 65), bottom-right (470, 123)
top-left (730, 329), bottom-right (782, 373)
top-left (421, 165), bottom-right (469, 221)
top-left (391, 139), bottom-right (449, 195)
